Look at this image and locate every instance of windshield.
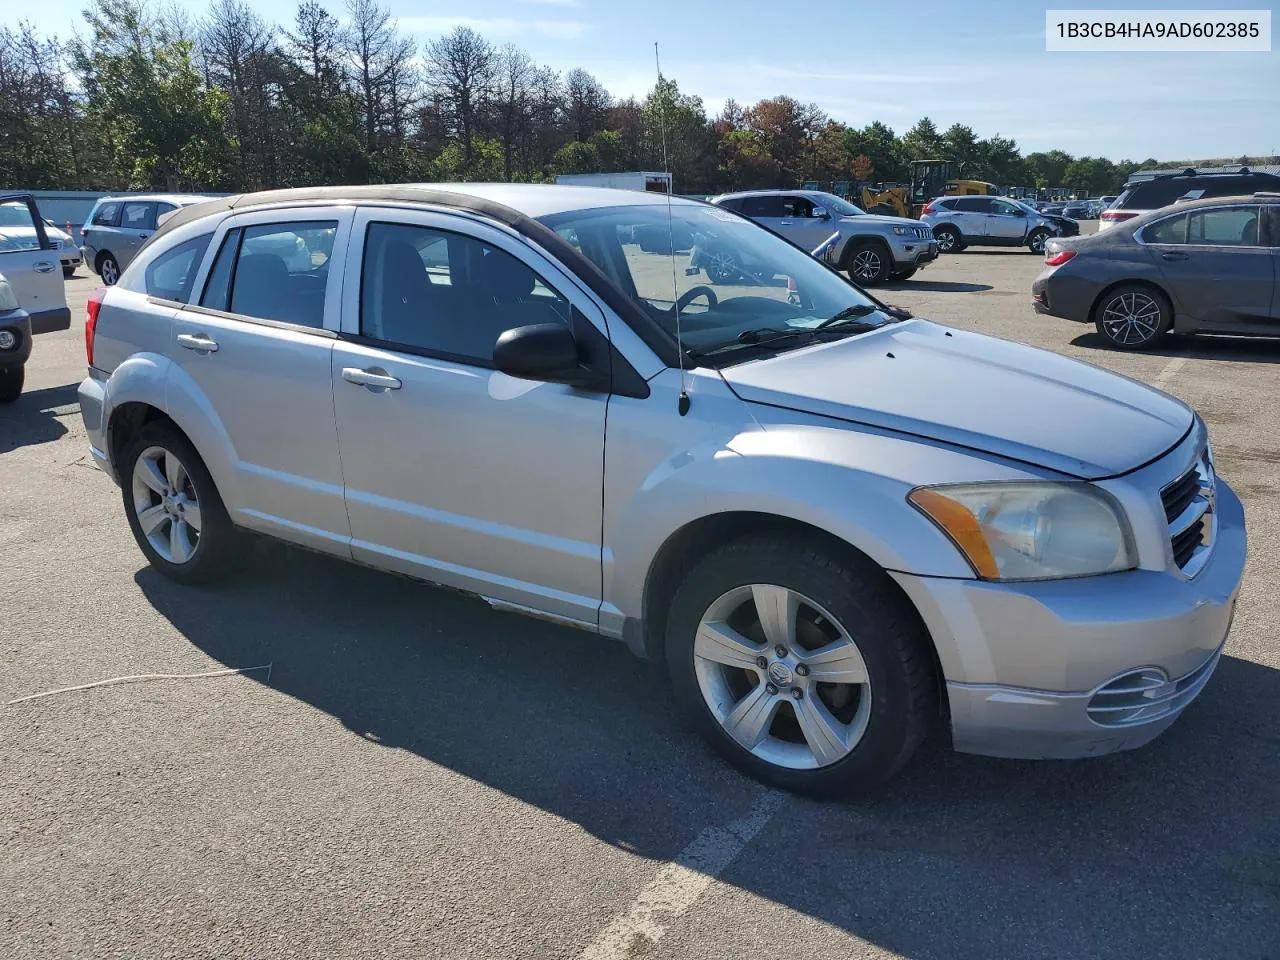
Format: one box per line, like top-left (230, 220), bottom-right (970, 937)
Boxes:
top-left (813, 193), bottom-right (865, 217)
top-left (1011, 199), bottom-right (1040, 214)
top-left (0, 201), bottom-right (36, 229)
top-left (539, 203), bottom-right (892, 361)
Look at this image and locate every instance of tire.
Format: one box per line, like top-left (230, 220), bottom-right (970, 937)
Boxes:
top-left (0, 364), bottom-right (24, 403)
top-left (98, 252), bottom-right (120, 286)
top-left (664, 535), bottom-right (936, 798)
top-left (1093, 285), bottom-right (1172, 351)
top-left (890, 266), bottom-right (918, 282)
top-left (120, 421), bottom-right (239, 584)
top-left (932, 226), bottom-right (962, 253)
top-left (705, 250), bottom-right (738, 284)
top-left (845, 242), bottom-right (892, 286)
top-left (1027, 229), bottom-right (1051, 255)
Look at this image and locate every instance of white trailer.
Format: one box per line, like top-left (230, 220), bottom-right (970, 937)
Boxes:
top-left (553, 172), bottom-right (671, 194)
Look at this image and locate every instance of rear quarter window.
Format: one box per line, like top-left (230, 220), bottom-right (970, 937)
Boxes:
top-left (140, 233), bottom-right (213, 302)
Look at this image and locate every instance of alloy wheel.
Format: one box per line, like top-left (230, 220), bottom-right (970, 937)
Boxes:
top-left (100, 256), bottom-right (119, 285)
top-left (694, 583), bottom-right (873, 770)
top-left (131, 445), bottom-right (202, 564)
top-left (850, 249), bottom-right (883, 282)
top-left (1101, 291), bottom-right (1162, 346)
top-left (708, 251), bottom-right (738, 282)
top-left (935, 231), bottom-right (956, 253)
top-left (1029, 231), bottom-right (1048, 254)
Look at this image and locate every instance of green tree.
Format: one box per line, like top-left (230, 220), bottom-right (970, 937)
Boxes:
top-left (901, 117), bottom-right (944, 162)
top-left (1023, 149), bottom-right (1074, 188)
top-left (844, 122), bottom-right (903, 182)
top-left (72, 0), bottom-right (230, 190)
top-left (642, 77), bottom-right (716, 192)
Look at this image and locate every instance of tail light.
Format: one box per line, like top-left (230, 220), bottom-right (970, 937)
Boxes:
top-left (85, 287), bottom-right (105, 367)
top-left (1044, 250), bottom-right (1077, 266)
top-left (921, 203), bottom-right (935, 216)
top-left (1101, 209), bottom-right (1137, 222)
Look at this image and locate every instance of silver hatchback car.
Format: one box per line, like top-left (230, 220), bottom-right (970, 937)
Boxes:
top-left (78, 184), bottom-right (1245, 797)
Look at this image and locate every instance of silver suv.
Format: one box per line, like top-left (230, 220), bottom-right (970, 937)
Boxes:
top-left (709, 190), bottom-right (937, 285)
top-left (78, 184), bottom-right (1245, 797)
top-left (81, 194), bottom-right (209, 285)
top-left (921, 196), bottom-right (1063, 254)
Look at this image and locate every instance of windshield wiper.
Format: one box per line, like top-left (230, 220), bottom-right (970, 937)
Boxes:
top-left (814, 304), bottom-right (881, 330)
top-left (688, 327), bottom-right (813, 359)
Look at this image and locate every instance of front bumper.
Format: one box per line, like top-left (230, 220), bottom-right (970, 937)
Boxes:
top-left (891, 477), bottom-right (1246, 760)
top-left (890, 236), bottom-right (939, 269)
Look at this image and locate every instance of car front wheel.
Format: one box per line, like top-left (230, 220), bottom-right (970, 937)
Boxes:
top-left (846, 242), bottom-right (892, 285)
top-left (1027, 229), bottom-right (1051, 254)
top-left (665, 536), bottom-right (935, 797)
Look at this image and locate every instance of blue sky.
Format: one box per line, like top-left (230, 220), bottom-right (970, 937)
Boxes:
top-left (7, 0), bottom-right (1278, 160)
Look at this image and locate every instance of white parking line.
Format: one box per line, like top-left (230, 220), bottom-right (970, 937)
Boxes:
top-left (578, 790), bottom-right (786, 959)
top-left (1153, 356), bottom-right (1187, 389)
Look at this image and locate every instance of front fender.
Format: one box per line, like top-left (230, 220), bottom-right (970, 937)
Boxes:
top-left (605, 408), bottom-right (1059, 621)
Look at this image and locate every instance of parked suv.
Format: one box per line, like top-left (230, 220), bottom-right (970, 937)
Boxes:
top-left (81, 194), bottom-right (209, 285)
top-left (921, 196), bottom-right (1071, 254)
top-left (79, 184), bottom-right (1244, 797)
top-left (1034, 193), bottom-right (1280, 349)
top-left (709, 190), bottom-right (938, 284)
top-left (1099, 168), bottom-right (1280, 232)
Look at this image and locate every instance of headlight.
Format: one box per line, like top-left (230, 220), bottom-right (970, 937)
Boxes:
top-left (0, 278), bottom-right (18, 311)
top-left (908, 482), bottom-right (1136, 581)
top-left (892, 226), bottom-right (908, 235)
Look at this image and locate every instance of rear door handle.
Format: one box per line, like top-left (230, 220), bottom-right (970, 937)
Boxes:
top-left (176, 333), bottom-right (219, 353)
top-left (1160, 252), bottom-right (1189, 261)
top-left (342, 367), bottom-right (402, 391)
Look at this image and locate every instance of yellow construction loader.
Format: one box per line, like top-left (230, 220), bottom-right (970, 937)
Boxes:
top-left (861, 160), bottom-right (998, 219)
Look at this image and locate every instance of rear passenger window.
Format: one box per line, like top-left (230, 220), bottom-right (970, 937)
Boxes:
top-left (1143, 214), bottom-right (1188, 244)
top-left (1189, 207), bottom-right (1259, 246)
top-left (144, 233), bottom-right (212, 303)
top-left (740, 196), bottom-right (786, 218)
top-left (92, 202), bottom-right (121, 226)
top-left (360, 222), bottom-right (571, 365)
top-left (122, 202), bottom-right (153, 230)
top-left (954, 197), bottom-right (993, 213)
top-left (200, 221), bottom-right (337, 328)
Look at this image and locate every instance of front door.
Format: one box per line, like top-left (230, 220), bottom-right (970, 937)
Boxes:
top-left (984, 198), bottom-right (1030, 241)
top-left (330, 208), bottom-right (608, 625)
top-left (0, 196), bottom-right (66, 330)
top-left (1148, 206), bottom-right (1275, 328)
top-left (170, 207), bottom-right (355, 553)
top-left (780, 196), bottom-right (839, 250)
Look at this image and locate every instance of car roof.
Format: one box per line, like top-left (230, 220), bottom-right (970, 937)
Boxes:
top-left (712, 189), bottom-right (834, 201)
top-left (93, 194), bottom-right (221, 206)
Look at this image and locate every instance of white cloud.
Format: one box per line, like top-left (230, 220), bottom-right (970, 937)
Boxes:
top-left (398, 15), bottom-right (591, 41)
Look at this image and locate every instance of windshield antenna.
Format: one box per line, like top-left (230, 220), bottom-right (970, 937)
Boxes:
top-left (655, 41), bottom-right (690, 416)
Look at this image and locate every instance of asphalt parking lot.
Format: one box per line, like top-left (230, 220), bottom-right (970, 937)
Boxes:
top-left (3, 243), bottom-right (1278, 960)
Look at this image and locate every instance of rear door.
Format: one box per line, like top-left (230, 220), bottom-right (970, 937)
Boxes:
top-left (740, 194), bottom-right (792, 239)
top-left (1146, 205), bottom-right (1275, 328)
top-left (949, 197), bottom-right (992, 238)
top-left (115, 201), bottom-right (157, 271)
top-left (0, 195), bottom-right (67, 331)
top-left (171, 207), bottom-right (355, 554)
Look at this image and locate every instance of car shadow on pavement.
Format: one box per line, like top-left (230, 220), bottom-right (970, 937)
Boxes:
top-left (1072, 331), bottom-right (1280, 365)
top-left (881, 280), bottom-right (993, 293)
top-left (136, 542), bottom-right (1280, 959)
top-left (0, 382), bottom-right (78, 451)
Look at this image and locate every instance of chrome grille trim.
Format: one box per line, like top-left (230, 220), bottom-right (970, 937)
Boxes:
top-left (1160, 450), bottom-right (1215, 576)
top-left (1086, 647), bottom-right (1222, 728)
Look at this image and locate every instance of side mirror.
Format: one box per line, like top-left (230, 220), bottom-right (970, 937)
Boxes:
top-left (811, 206), bottom-right (831, 220)
top-left (493, 323), bottom-right (599, 388)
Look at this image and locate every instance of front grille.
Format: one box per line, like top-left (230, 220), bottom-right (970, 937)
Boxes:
top-left (1087, 647), bottom-right (1222, 727)
top-left (1159, 452), bottom-right (1215, 575)
top-left (913, 226), bottom-right (931, 239)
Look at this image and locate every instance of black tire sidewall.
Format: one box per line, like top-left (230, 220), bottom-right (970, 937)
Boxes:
top-left (120, 423), bottom-right (236, 583)
top-left (0, 364), bottom-right (24, 403)
top-left (664, 538), bottom-right (931, 797)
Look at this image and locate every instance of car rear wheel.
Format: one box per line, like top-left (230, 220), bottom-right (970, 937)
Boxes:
top-left (98, 253), bottom-right (120, 285)
top-left (932, 226), bottom-right (961, 253)
top-left (846, 242), bottom-right (892, 285)
top-left (1094, 285), bottom-right (1172, 351)
top-left (0, 364), bottom-right (24, 403)
top-left (1027, 229), bottom-right (1051, 254)
top-left (121, 422), bottom-right (238, 584)
top-left (664, 536), bottom-right (935, 797)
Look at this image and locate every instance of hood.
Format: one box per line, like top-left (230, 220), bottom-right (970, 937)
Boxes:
top-left (719, 320), bottom-right (1193, 479)
top-left (840, 213), bottom-right (920, 228)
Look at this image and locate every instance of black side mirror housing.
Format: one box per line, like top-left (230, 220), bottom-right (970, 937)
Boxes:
top-left (493, 323), bottom-right (602, 388)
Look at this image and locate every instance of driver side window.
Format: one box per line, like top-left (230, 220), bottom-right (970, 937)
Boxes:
top-left (783, 197), bottom-right (813, 218)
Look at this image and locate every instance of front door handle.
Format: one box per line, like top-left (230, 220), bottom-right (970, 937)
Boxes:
top-left (176, 333), bottom-right (219, 353)
top-left (33, 261), bottom-right (56, 273)
top-left (342, 367), bottom-right (402, 391)
top-left (1160, 251), bottom-right (1189, 261)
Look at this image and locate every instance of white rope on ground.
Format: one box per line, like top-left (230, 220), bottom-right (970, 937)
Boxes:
top-left (6, 664), bottom-right (273, 706)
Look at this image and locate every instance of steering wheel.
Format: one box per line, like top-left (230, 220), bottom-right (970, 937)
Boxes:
top-left (677, 285), bottom-right (718, 313)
